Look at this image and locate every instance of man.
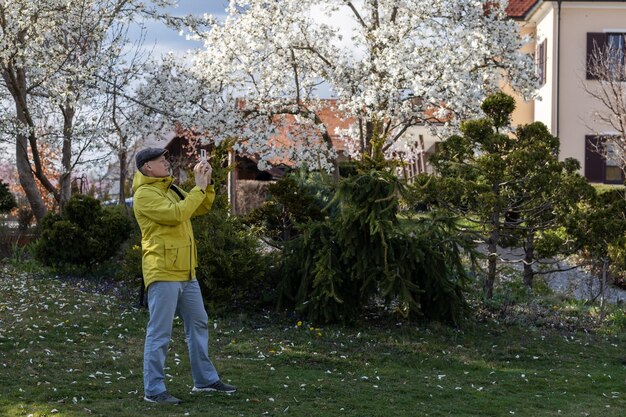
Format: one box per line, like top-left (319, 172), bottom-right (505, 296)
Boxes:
top-left (132, 147), bottom-right (236, 405)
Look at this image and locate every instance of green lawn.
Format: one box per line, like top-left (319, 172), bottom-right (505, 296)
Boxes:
top-left (1, 264), bottom-right (625, 417)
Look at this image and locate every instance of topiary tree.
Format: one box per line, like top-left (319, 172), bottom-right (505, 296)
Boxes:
top-left (33, 194), bottom-right (131, 269)
top-left (500, 124), bottom-right (594, 288)
top-left (430, 92), bottom-right (593, 297)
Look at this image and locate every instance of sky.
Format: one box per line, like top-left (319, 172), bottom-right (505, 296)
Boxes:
top-left (138, 1), bottom-right (359, 58)
top-left (136, 1), bottom-right (230, 57)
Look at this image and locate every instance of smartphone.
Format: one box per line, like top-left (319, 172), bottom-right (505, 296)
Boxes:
top-left (200, 149), bottom-right (207, 161)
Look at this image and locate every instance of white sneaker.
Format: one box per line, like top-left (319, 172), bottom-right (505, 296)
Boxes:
top-left (192, 380), bottom-right (237, 394)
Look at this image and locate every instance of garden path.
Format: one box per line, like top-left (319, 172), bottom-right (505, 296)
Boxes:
top-left (480, 245), bottom-right (626, 304)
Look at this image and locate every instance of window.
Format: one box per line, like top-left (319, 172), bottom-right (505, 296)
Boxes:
top-left (605, 142), bottom-right (623, 182)
top-left (607, 33), bottom-right (625, 78)
top-left (536, 39), bottom-right (547, 86)
top-left (584, 135), bottom-right (624, 183)
top-left (587, 32), bottom-right (626, 80)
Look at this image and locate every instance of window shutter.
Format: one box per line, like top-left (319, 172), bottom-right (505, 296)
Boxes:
top-left (584, 135), bottom-right (605, 182)
top-left (541, 40), bottom-right (547, 85)
top-left (537, 40), bottom-right (547, 85)
top-left (587, 33), bottom-right (607, 80)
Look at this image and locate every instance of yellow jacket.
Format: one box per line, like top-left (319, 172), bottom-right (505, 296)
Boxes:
top-left (132, 171), bottom-right (215, 288)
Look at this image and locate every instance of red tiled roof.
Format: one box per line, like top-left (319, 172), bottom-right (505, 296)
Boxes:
top-left (264, 100), bottom-right (354, 166)
top-left (263, 99), bottom-right (449, 166)
top-left (506, 0), bottom-right (539, 18)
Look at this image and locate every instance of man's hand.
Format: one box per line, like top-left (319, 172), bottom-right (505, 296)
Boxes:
top-left (194, 160), bottom-right (213, 191)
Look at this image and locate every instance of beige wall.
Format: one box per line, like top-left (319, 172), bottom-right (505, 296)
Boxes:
top-left (509, 3), bottom-right (557, 131)
top-left (431, 1), bottom-right (626, 178)
top-left (533, 4), bottom-right (557, 132)
top-left (556, 2), bottom-right (626, 170)
top-left (508, 24), bottom-right (538, 128)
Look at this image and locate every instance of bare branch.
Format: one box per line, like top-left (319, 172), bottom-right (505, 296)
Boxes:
top-left (583, 35), bottom-right (626, 177)
top-left (344, 1), bottom-right (367, 28)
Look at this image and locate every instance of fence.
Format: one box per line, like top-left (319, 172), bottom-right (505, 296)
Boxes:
top-left (0, 228), bottom-right (36, 258)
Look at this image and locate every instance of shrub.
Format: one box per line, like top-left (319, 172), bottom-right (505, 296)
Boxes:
top-left (17, 206), bottom-right (34, 230)
top-left (244, 170), bottom-right (333, 242)
top-left (276, 169), bottom-right (471, 325)
top-left (0, 180), bottom-right (17, 213)
top-left (607, 308), bottom-right (626, 331)
top-left (592, 184), bottom-right (624, 199)
top-left (112, 224), bottom-right (145, 306)
top-left (33, 195), bottom-right (132, 269)
top-left (194, 204), bottom-right (276, 312)
top-left (404, 173), bottom-right (439, 212)
top-left (114, 219), bottom-right (143, 281)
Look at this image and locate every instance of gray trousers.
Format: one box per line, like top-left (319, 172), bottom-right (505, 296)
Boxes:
top-left (144, 280), bottom-right (219, 396)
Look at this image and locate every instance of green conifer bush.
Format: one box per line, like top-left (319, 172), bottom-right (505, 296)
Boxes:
top-left (276, 169), bottom-right (471, 324)
top-left (33, 195), bottom-right (131, 269)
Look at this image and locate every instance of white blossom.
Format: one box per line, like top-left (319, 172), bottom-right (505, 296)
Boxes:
top-left (136, 0), bottom-right (536, 172)
top-left (0, 0), bottom-right (188, 215)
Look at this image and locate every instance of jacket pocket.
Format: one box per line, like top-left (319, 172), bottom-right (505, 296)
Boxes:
top-left (164, 240), bottom-right (192, 271)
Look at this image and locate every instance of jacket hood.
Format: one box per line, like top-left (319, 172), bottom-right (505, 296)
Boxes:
top-left (132, 170), bottom-right (174, 193)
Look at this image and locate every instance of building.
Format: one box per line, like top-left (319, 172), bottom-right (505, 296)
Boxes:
top-left (507, 0), bottom-right (626, 183)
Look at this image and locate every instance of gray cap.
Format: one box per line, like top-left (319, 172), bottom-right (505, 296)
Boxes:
top-left (136, 147), bottom-right (168, 169)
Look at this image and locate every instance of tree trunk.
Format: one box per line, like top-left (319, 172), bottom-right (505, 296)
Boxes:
top-left (312, 112), bottom-right (340, 181)
top-left (365, 120), bottom-right (374, 156)
top-left (485, 231), bottom-right (497, 299)
top-left (59, 103), bottom-right (75, 211)
top-left (5, 64), bottom-right (59, 221)
top-left (600, 257), bottom-right (608, 322)
top-left (118, 147), bottom-right (127, 204)
top-left (3, 66), bottom-right (48, 222)
top-left (16, 133), bottom-right (48, 222)
top-left (523, 232), bottom-right (535, 288)
top-left (485, 182), bottom-right (501, 299)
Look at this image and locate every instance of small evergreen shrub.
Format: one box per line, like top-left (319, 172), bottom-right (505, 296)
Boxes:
top-left (592, 184), bottom-right (624, 200)
top-left (607, 308), bottom-right (626, 331)
top-left (404, 173), bottom-right (438, 212)
top-left (17, 206), bottom-right (34, 230)
top-left (276, 169), bottom-right (471, 325)
top-left (114, 219), bottom-right (143, 283)
top-left (0, 180), bottom-right (17, 213)
top-left (566, 187), bottom-right (626, 289)
top-left (0, 182), bottom-right (22, 258)
top-left (33, 195), bottom-right (132, 269)
top-left (244, 170), bottom-right (333, 242)
top-left (194, 204), bottom-right (276, 312)
top-left (112, 225), bottom-right (146, 307)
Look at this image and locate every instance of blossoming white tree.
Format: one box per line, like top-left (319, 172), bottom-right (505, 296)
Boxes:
top-left (140, 0), bottom-right (537, 172)
top-left (0, 0), bottom-right (189, 221)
